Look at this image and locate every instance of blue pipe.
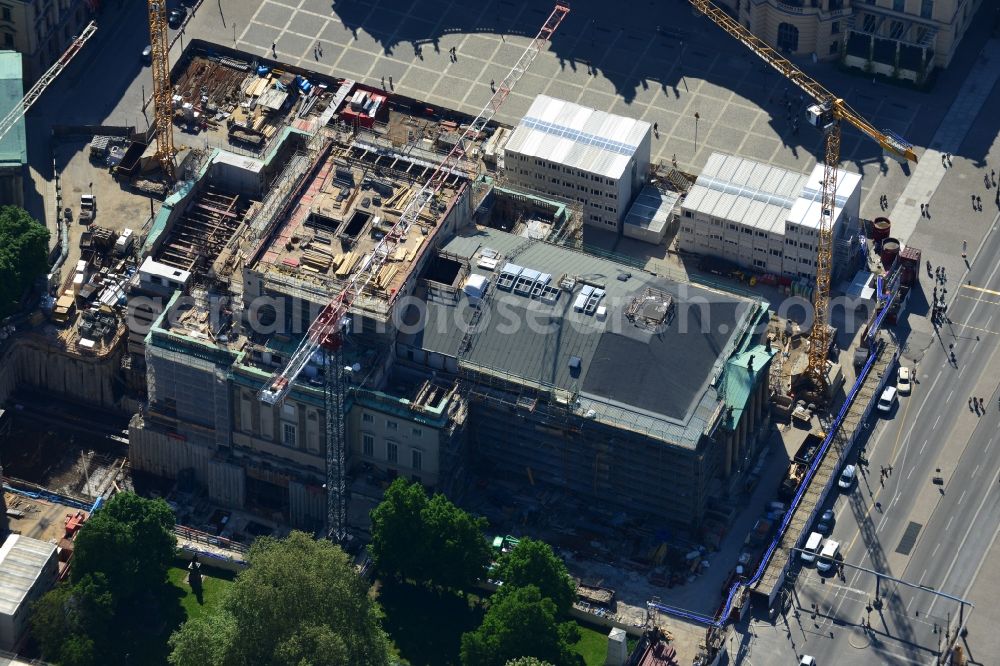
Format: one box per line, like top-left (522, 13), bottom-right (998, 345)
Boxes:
top-left (652, 292), bottom-right (894, 627)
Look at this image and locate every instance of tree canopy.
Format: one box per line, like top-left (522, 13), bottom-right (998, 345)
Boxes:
top-left (460, 586), bottom-right (582, 666)
top-left (71, 491), bottom-right (177, 598)
top-left (370, 478), bottom-right (491, 590)
top-left (505, 659), bottom-right (556, 666)
top-left (492, 538), bottom-right (576, 615)
top-left (0, 206), bottom-right (48, 317)
top-left (31, 492), bottom-right (177, 665)
top-left (168, 531), bottom-right (391, 666)
top-left (30, 573), bottom-right (114, 666)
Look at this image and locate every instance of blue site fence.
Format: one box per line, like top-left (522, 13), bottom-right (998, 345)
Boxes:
top-left (651, 294), bottom-right (892, 628)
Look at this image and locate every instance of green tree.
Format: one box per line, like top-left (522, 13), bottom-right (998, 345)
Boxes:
top-left (31, 573), bottom-right (114, 666)
top-left (71, 492), bottom-right (176, 600)
top-left (505, 659), bottom-right (556, 666)
top-left (493, 538), bottom-right (576, 614)
top-left (369, 478), bottom-right (430, 582)
top-left (370, 479), bottom-right (490, 590)
top-left (0, 206), bottom-right (49, 317)
top-left (460, 586), bottom-right (581, 666)
top-left (168, 531), bottom-right (391, 666)
top-left (422, 492), bottom-right (492, 590)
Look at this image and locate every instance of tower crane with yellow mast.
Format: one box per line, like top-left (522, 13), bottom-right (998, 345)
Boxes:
top-left (689, 0), bottom-right (918, 397)
top-left (147, 0), bottom-right (175, 182)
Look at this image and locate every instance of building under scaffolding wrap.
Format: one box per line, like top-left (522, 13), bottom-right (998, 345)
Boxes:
top-left (397, 227), bottom-right (775, 531)
top-left (125, 51), bottom-right (773, 533)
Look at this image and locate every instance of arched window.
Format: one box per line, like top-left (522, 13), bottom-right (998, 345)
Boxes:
top-left (777, 23), bottom-right (800, 53)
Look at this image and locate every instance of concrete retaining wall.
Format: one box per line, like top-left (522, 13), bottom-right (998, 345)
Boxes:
top-left (0, 335), bottom-right (125, 410)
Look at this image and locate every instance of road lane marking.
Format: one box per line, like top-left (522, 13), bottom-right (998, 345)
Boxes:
top-left (959, 490), bottom-right (967, 505)
top-left (844, 362), bottom-right (943, 562)
top-left (933, 415), bottom-right (941, 430)
top-left (932, 543), bottom-right (940, 557)
top-left (928, 464), bottom-right (1000, 618)
top-left (920, 440), bottom-right (928, 454)
top-left (948, 388), bottom-right (955, 400)
top-left (907, 468), bottom-right (914, 479)
top-left (952, 319), bottom-right (1000, 335)
top-left (988, 437), bottom-right (995, 454)
top-left (963, 284), bottom-right (1000, 296)
top-left (973, 463), bottom-right (980, 478)
top-left (946, 516), bottom-right (954, 531)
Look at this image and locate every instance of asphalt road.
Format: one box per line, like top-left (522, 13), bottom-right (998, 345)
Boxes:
top-left (748, 206), bottom-right (1000, 666)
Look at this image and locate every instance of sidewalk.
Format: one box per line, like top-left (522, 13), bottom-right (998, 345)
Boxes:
top-left (890, 39), bottom-right (1000, 246)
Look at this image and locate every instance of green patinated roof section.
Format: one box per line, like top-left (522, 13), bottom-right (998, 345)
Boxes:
top-left (0, 52), bottom-right (26, 166)
top-left (722, 343), bottom-right (775, 430)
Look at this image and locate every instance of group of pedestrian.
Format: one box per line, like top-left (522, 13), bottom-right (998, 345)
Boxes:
top-left (380, 76), bottom-right (394, 91)
top-left (984, 168), bottom-right (999, 210)
top-left (312, 42), bottom-right (324, 61)
top-left (448, 46), bottom-right (458, 62)
top-left (969, 396), bottom-right (988, 415)
top-left (879, 194), bottom-right (889, 211)
top-left (878, 465), bottom-right (893, 486)
top-left (919, 202), bottom-right (931, 218)
top-left (940, 152), bottom-right (953, 167)
top-left (972, 193), bottom-right (984, 212)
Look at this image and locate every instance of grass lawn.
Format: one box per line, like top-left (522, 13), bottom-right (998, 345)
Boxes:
top-left (167, 562), bottom-right (235, 623)
top-left (570, 623), bottom-right (609, 665)
top-left (103, 561), bottom-right (235, 665)
top-left (571, 623), bottom-right (639, 666)
top-left (376, 580), bottom-right (484, 666)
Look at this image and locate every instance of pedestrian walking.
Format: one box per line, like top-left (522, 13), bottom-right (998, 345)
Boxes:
top-left (976, 195), bottom-right (982, 210)
top-left (993, 169), bottom-right (997, 187)
top-left (381, 76), bottom-right (385, 88)
top-left (653, 122), bottom-right (658, 133)
top-left (887, 465), bottom-right (893, 476)
top-left (921, 203), bottom-right (925, 215)
top-left (272, 41), bottom-right (277, 53)
top-left (962, 239), bottom-right (967, 258)
top-left (981, 397), bottom-right (986, 411)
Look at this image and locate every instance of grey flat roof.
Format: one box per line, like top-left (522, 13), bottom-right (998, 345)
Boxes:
top-left (503, 95), bottom-right (650, 180)
top-left (0, 535), bottom-right (55, 617)
top-left (400, 227), bottom-right (761, 444)
top-left (624, 186), bottom-right (679, 233)
top-left (683, 152), bottom-right (805, 235)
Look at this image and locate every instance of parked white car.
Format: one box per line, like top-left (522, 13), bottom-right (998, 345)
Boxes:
top-left (877, 386), bottom-right (897, 413)
top-left (897, 367), bottom-right (912, 395)
top-left (838, 464), bottom-right (857, 490)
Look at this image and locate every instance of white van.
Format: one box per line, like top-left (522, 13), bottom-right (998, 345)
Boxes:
top-left (816, 539), bottom-right (840, 572)
top-left (877, 386), bottom-right (897, 413)
top-left (800, 531), bottom-right (823, 564)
